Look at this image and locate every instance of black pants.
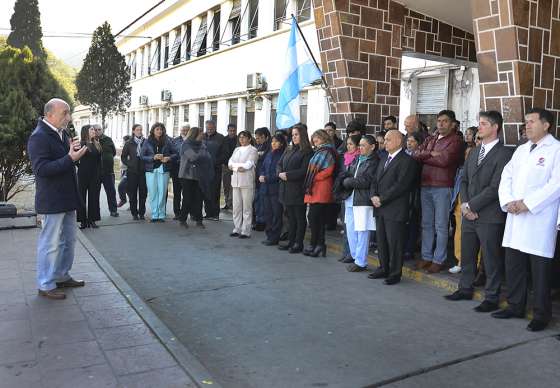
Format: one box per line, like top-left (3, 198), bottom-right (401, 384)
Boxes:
top-left (77, 176), bottom-right (101, 223)
top-left (505, 248), bottom-right (552, 322)
top-left (376, 215), bottom-right (407, 279)
top-left (459, 221), bottom-right (504, 303)
top-left (263, 193), bottom-right (283, 243)
top-left (101, 173), bottom-right (118, 213)
top-left (118, 173), bottom-right (128, 202)
top-left (180, 178), bottom-right (203, 222)
top-left (308, 203), bottom-right (328, 246)
top-left (325, 203), bottom-right (340, 229)
top-left (171, 171), bottom-right (182, 217)
top-left (204, 166), bottom-right (222, 218)
top-left (285, 204), bottom-right (307, 247)
top-left (127, 171), bottom-right (147, 217)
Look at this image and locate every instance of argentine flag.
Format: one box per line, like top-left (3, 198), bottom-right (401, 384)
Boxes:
top-left (276, 16), bottom-right (322, 129)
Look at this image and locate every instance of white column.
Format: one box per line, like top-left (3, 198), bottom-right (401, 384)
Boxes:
top-left (168, 29), bottom-right (177, 67)
top-left (258, 0), bottom-right (274, 37)
top-left (207, 9), bottom-right (215, 53)
top-left (180, 24), bottom-right (187, 61)
top-left (237, 97), bottom-right (247, 131)
top-left (191, 17), bottom-right (201, 55)
top-left (189, 104), bottom-right (198, 127)
top-left (204, 102), bottom-right (212, 122)
top-left (254, 96), bottom-right (271, 128)
top-left (135, 48), bottom-right (142, 78)
top-left (240, 0), bottom-right (249, 39)
top-left (149, 40), bottom-right (157, 73)
top-left (306, 88), bottom-right (327, 133)
top-left (217, 99), bottom-right (229, 134)
top-left (160, 33), bottom-right (167, 69)
top-left (221, 1), bottom-right (233, 48)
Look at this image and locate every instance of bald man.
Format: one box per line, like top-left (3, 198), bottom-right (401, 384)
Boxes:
top-left (404, 115), bottom-right (418, 135)
top-left (370, 130), bottom-right (418, 284)
top-left (27, 98), bottom-right (88, 300)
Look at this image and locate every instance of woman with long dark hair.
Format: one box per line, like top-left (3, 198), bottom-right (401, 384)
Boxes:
top-left (259, 133), bottom-right (287, 245)
top-left (278, 124), bottom-right (313, 253)
top-left (121, 124), bottom-right (147, 220)
top-left (141, 122), bottom-right (177, 222)
top-left (77, 124), bottom-right (102, 229)
top-left (303, 129), bottom-right (338, 257)
top-left (178, 126), bottom-right (214, 229)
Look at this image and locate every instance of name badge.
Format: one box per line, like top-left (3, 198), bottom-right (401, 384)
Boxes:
top-left (536, 157), bottom-right (545, 167)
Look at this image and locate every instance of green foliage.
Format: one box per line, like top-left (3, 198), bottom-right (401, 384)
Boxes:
top-left (7, 0), bottom-right (46, 59)
top-left (46, 51), bottom-right (77, 106)
top-left (76, 22), bottom-right (131, 128)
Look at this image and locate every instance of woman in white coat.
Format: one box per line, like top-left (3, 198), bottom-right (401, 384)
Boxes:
top-left (494, 108), bottom-right (560, 332)
top-left (228, 131), bottom-right (259, 239)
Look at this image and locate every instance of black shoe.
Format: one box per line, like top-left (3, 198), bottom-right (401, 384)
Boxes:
top-left (239, 234), bottom-right (250, 239)
top-left (110, 212), bottom-right (119, 217)
top-left (132, 215), bottom-right (139, 221)
top-left (308, 245), bottom-right (326, 257)
top-left (262, 240), bottom-right (278, 246)
top-left (491, 308), bottom-right (524, 319)
top-left (527, 319), bottom-right (548, 332)
top-left (79, 222), bottom-right (87, 229)
top-left (139, 215), bottom-right (145, 220)
top-left (89, 221), bottom-right (99, 229)
top-left (384, 277), bottom-right (401, 285)
top-left (368, 269), bottom-right (388, 279)
top-left (338, 255), bottom-right (351, 262)
top-left (289, 244), bottom-right (303, 254)
top-left (341, 257), bottom-right (354, 264)
top-left (278, 244), bottom-right (292, 251)
top-left (474, 300), bottom-right (499, 313)
top-left (347, 263), bottom-right (367, 272)
top-left (444, 290), bottom-right (474, 301)
top-left (303, 246), bottom-right (316, 256)
top-left (230, 232), bottom-right (240, 237)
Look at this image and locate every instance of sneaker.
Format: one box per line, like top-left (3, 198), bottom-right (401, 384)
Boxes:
top-left (449, 265), bottom-right (462, 274)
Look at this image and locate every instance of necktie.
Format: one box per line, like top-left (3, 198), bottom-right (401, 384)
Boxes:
top-left (530, 143), bottom-right (537, 152)
top-left (384, 156), bottom-right (392, 170)
top-left (477, 145), bottom-right (485, 166)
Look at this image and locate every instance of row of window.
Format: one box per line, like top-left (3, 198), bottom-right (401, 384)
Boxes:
top-left (127, 0), bottom-right (312, 80)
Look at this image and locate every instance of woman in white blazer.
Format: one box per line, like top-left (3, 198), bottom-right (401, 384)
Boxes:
top-left (228, 131), bottom-right (259, 238)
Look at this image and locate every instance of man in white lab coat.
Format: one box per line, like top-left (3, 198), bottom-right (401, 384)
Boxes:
top-left (493, 108), bottom-right (560, 332)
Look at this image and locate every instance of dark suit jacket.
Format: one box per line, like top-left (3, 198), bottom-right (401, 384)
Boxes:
top-left (277, 145), bottom-right (312, 206)
top-left (27, 119), bottom-right (81, 214)
top-left (460, 142), bottom-right (513, 224)
top-left (371, 150), bottom-right (418, 222)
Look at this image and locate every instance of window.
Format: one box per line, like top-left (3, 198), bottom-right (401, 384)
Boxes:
top-left (211, 101), bottom-right (218, 124)
top-left (184, 21), bottom-right (192, 61)
top-left (248, 0), bottom-right (259, 39)
top-left (169, 29), bottom-right (181, 66)
top-left (173, 106), bottom-right (179, 135)
top-left (229, 0), bottom-right (241, 45)
top-left (144, 44), bottom-right (150, 75)
top-left (297, 0), bottom-right (311, 22)
top-left (274, 0), bottom-right (287, 31)
top-left (229, 100), bottom-right (238, 126)
top-left (140, 48), bottom-right (145, 77)
top-left (212, 9), bottom-right (221, 51)
top-left (192, 16), bottom-right (208, 57)
top-left (129, 54), bottom-right (136, 80)
top-left (198, 104), bottom-right (205, 128)
top-left (299, 92), bottom-right (308, 124)
top-left (183, 105), bottom-right (189, 123)
top-left (415, 75), bottom-right (448, 130)
top-left (245, 99), bottom-right (255, 133)
top-left (163, 34), bottom-right (169, 69)
top-left (270, 95), bottom-right (278, 132)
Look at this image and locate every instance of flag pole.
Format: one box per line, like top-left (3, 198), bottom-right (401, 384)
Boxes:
top-left (291, 15), bottom-right (335, 103)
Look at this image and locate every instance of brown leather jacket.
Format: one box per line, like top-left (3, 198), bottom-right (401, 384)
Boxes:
top-left (412, 133), bottom-right (463, 187)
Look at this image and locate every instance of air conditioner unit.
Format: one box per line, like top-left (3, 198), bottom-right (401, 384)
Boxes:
top-left (247, 73), bottom-right (266, 91)
top-left (160, 90), bottom-right (172, 102)
top-left (139, 95), bottom-right (148, 105)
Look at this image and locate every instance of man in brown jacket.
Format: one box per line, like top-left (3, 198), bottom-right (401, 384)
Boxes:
top-left (412, 110), bottom-right (463, 273)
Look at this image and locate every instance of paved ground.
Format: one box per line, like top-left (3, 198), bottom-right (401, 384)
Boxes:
top-left (84, 202), bottom-right (560, 388)
top-left (0, 227), bottom-right (196, 388)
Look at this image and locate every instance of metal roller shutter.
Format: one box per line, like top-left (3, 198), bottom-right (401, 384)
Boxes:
top-left (415, 76), bottom-right (448, 114)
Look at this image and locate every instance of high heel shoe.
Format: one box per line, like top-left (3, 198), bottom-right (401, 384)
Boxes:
top-left (278, 243), bottom-right (293, 251)
top-left (289, 244), bottom-right (303, 254)
top-left (303, 245), bottom-right (316, 256)
top-left (308, 244), bottom-right (327, 257)
top-left (79, 222), bottom-right (87, 229)
top-left (89, 221), bottom-right (99, 229)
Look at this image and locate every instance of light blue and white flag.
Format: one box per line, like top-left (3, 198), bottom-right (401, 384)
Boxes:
top-left (276, 16), bottom-right (322, 129)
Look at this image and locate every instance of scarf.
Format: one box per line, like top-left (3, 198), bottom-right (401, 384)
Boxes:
top-left (344, 150), bottom-right (360, 167)
top-left (303, 143), bottom-right (337, 195)
top-left (134, 135), bottom-right (143, 157)
top-left (358, 154), bottom-right (368, 162)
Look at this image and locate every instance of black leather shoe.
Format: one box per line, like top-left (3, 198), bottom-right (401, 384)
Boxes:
top-left (56, 278), bottom-right (85, 288)
top-left (89, 221), bottom-right (99, 229)
top-left (444, 290), bottom-right (474, 301)
top-left (239, 234), bottom-right (250, 239)
top-left (474, 300), bottom-right (499, 313)
top-left (262, 240), bottom-right (278, 246)
top-left (491, 309), bottom-right (524, 319)
top-left (368, 269), bottom-right (388, 279)
top-left (308, 245), bottom-right (327, 258)
top-left (303, 246), bottom-right (316, 256)
top-left (132, 215), bottom-right (139, 221)
top-left (341, 257), bottom-right (354, 264)
top-left (527, 319), bottom-right (548, 332)
top-left (230, 232), bottom-right (240, 237)
top-left (289, 244), bottom-right (303, 254)
top-left (278, 244), bottom-right (292, 251)
top-left (346, 263), bottom-right (367, 272)
top-left (384, 277), bottom-right (401, 285)
top-left (79, 223), bottom-right (87, 229)
top-left (139, 215), bottom-right (145, 220)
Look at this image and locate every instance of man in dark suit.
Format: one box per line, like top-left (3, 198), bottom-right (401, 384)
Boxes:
top-left (370, 130), bottom-right (418, 285)
top-left (27, 98), bottom-right (88, 300)
top-left (445, 111), bottom-right (513, 312)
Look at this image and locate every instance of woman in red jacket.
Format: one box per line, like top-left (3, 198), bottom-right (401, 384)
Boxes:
top-left (303, 129), bottom-right (338, 257)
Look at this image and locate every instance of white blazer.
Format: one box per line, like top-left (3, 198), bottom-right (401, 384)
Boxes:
top-left (499, 134), bottom-right (560, 258)
top-left (228, 145), bottom-right (258, 188)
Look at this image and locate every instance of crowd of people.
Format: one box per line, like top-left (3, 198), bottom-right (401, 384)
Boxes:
top-left (28, 98), bottom-right (560, 333)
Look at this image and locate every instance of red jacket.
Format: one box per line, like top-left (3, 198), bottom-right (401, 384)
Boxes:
top-left (412, 133), bottom-right (463, 187)
top-left (304, 165), bottom-right (335, 204)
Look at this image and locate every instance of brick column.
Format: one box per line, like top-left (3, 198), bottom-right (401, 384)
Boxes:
top-left (472, 0), bottom-right (560, 144)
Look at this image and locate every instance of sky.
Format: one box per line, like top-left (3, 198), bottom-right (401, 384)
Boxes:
top-left (0, 0), bottom-right (160, 68)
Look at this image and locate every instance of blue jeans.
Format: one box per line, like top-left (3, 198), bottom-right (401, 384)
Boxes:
top-left (146, 166), bottom-right (169, 220)
top-left (420, 187), bottom-right (452, 264)
top-left (37, 211), bottom-right (76, 291)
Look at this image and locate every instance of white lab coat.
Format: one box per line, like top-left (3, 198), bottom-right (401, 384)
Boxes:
top-left (499, 134), bottom-right (560, 258)
top-left (228, 145), bottom-right (258, 188)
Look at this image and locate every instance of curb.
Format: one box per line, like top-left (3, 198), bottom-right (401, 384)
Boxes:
top-left (77, 230), bottom-right (222, 388)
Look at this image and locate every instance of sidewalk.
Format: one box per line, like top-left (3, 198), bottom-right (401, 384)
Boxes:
top-left (0, 227), bottom-right (198, 388)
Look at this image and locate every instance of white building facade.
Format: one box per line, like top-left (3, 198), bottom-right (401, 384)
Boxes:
top-left (105, 0), bottom-right (329, 147)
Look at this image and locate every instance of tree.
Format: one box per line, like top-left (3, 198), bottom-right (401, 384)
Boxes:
top-left (76, 22), bottom-right (130, 128)
top-left (7, 0), bottom-right (47, 59)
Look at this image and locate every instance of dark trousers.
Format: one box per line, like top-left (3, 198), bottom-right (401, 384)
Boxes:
top-left (253, 185), bottom-right (266, 224)
top-left (127, 171), bottom-right (147, 217)
top-left (101, 173), bottom-right (118, 213)
top-left (376, 215), bottom-right (407, 279)
top-left (308, 203), bottom-right (328, 246)
top-left (118, 173), bottom-right (128, 202)
top-left (77, 177), bottom-right (101, 223)
top-left (180, 178), bottom-right (203, 222)
top-left (171, 171), bottom-right (182, 217)
top-left (263, 193), bottom-right (283, 243)
top-left (505, 248), bottom-right (552, 322)
top-left (459, 221), bottom-right (504, 303)
top-left (325, 203), bottom-right (340, 229)
top-left (204, 166), bottom-right (222, 218)
top-left (285, 204), bottom-right (307, 247)
top-left (222, 167), bottom-right (233, 209)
